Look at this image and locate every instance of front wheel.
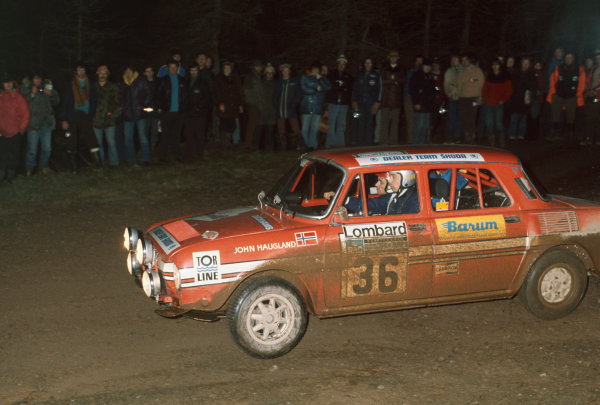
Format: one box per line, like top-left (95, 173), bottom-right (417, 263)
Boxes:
top-left (227, 277), bottom-right (308, 358)
top-left (518, 249), bottom-right (588, 320)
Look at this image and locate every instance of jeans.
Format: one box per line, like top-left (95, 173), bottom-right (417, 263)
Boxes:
top-left (301, 113), bottom-right (321, 149)
top-left (326, 104), bottom-right (348, 147)
top-left (508, 113), bottom-right (527, 139)
top-left (356, 103), bottom-right (375, 146)
top-left (26, 127), bottom-right (52, 170)
top-left (232, 118), bottom-right (241, 144)
top-left (93, 126), bottom-right (118, 166)
top-left (445, 99), bottom-right (463, 141)
top-left (124, 119), bottom-right (150, 163)
top-left (481, 104), bottom-right (504, 133)
top-left (413, 112), bottom-right (431, 144)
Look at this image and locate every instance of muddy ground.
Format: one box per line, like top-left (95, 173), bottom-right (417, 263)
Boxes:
top-left (1, 141), bottom-right (599, 405)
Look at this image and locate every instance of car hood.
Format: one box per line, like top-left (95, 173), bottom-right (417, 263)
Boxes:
top-left (147, 206), bottom-right (284, 254)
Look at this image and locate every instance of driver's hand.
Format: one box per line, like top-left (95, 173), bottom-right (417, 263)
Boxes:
top-left (324, 191), bottom-right (335, 200)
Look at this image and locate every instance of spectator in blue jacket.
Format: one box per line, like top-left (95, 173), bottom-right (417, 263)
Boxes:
top-left (157, 49), bottom-right (186, 78)
top-left (300, 61), bottom-right (331, 150)
top-left (351, 57), bottom-right (382, 146)
top-left (120, 66), bottom-right (152, 165)
top-left (273, 63), bottom-right (302, 150)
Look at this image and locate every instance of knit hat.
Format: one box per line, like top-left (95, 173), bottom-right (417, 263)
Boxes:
top-left (336, 54), bottom-right (348, 63)
top-left (264, 63), bottom-right (275, 73)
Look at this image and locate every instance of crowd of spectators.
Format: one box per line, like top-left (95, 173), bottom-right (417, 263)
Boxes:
top-left (1, 46), bottom-right (600, 181)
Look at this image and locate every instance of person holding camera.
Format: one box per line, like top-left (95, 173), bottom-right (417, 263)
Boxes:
top-left (22, 73), bottom-right (60, 176)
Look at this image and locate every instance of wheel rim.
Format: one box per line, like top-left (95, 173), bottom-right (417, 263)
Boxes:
top-left (540, 266), bottom-right (573, 304)
top-left (246, 293), bottom-right (295, 345)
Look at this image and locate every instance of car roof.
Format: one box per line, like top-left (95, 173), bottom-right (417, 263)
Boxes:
top-left (309, 145), bottom-right (520, 169)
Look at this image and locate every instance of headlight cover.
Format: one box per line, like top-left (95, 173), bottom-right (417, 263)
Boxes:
top-left (127, 252), bottom-right (143, 277)
top-left (136, 237), bottom-right (154, 266)
top-left (123, 227), bottom-right (139, 251)
top-left (142, 269), bottom-right (161, 299)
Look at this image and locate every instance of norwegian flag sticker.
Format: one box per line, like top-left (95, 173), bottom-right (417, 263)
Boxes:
top-left (295, 231), bottom-right (318, 246)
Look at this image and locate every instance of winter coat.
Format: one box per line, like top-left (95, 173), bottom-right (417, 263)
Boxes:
top-left (143, 78), bottom-right (158, 118)
top-left (444, 65), bottom-right (463, 101)
top-left (0, 86), bottom-right (30, 138)
top-left (156, 74), bottom-right (187, 113)
top-left (481, 72), bottom-right (512, 107)
top-left (199, 68), bottom-right (215, 93)
top-left (432, 71), bottom-right (445, 106)
top-left (273, 77), bottom-right (301, 118)
top-left (157, 64), bottom-right (186, 79)
top-left (300, 73), bottom-right (331, 115)
top-left (93, 81), bottom-right (123, 129)
top-left (510, 69), bottom-right (537, 114)
top-left (409, 70), bottom-right (436, 113)
top-left (586, 65), bottom-right (600, 100)
top-left (120, 74), bottom-right (151, 122)
top-left (185, 75), bottom-right (211, 115)
top-left (325, 69), bottom-right (353, 106)
top-left (458, 64), bottom-right (484, 99)
top-left (380, 63), bottom-right (403, 108)
top-left (60, 77), bottom-right (98, 123)
top-left (260, 78), bottom-right (277, 125)
top-left (243, 70), bottom-right (265, 106)
top-left (352, 69), bottom-right (382, 105)
top-left (547, 63), bottom-right (585, 106)
top-left (21, 81), bottom-right (60, 130)
top-left (214, 73), bottom-right (243, 119)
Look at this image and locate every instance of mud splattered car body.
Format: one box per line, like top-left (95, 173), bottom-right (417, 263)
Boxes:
top-left (124, 146), bottom-right (600, 358)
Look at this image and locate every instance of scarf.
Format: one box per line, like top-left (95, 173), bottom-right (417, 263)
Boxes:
top-left (122, 71), bottom-right (139, 86)
top-left (72, 76), bottom-right (89, 107)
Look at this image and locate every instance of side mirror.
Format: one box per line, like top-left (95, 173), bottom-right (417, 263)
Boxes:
top-left (333, 206), bottom-right (349, 222)
top-left (284, 191), bottom-right (302, 205)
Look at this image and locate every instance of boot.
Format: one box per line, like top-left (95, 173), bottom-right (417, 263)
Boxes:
top-left (68, 151), bottom-right (78, 174)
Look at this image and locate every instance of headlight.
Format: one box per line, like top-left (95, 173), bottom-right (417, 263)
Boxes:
top-left (123, 227), bottom-right (139, 251)
top-left (173, 266), bottom-right (181, 290)
top-left (136, 237), bottom-right (154, 266)
top-left (142, 269), bottom-right (161, 298)
top-left (127, 252), bottom-right (143, 277)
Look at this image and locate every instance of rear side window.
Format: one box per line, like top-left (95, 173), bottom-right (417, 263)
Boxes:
top-left (480, 169), bottom-right (511, 208)
top-left (515, 177), bottom-right (537, 200)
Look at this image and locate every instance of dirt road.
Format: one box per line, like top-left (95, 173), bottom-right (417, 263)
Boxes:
top-left (1, 143), bottom-right (599, 404)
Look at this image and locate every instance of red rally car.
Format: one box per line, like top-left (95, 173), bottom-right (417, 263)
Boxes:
top-left (123, 146), bottom-right (600, 358)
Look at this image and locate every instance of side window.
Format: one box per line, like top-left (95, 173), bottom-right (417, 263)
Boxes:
top-left (515, 177), bottom-right (537, 200)
top-left (428, 169), bottom-right (452, 211)
top-left (455, 169), bottom-right (479, 211)
top-left (480, 169), bottom-right (511, 208)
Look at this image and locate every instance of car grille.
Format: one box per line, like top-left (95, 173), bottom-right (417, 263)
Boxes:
top-left (537, 211), bottom-right (579, 234)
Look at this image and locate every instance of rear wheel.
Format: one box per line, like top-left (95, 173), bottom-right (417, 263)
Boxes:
top-left (228, 277), bottom-right (308, 358)
top-left (518, 249), bottom-right (588, 320)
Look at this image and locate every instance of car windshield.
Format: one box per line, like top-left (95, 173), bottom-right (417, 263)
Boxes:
top-left (266, 158), bottom-right (345, 218)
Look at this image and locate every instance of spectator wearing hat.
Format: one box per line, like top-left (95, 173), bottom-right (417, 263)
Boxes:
top-left (352, 57), bottom-right (382, 146)
top-left (325, 54), bottom-right (353, 148)
top-left (157, 59), bottom-right (187, 161)
top-left (0, 73), bottom-right (30, 182)
top-left (409, 58), bottom-right (436, 144)
top-left (255, 63), bottom-right (277, 150)
top-left (243, 60), bottom-right (265, 151)
top-left (158, 48), bottom-right (186, 78)
top-left (214, 60), bottom-right (243, 146)
top-left (120, 66), bottom-right (152, 165)
top-left (93, 65), bottom-right (122, 167)
top-left (60, 62), bottom-right (99, 173)
top-left (21, 73), bottom-right (60, 175)
top-left (380, 50), bottom-right (404, 144)
top-left (300, 60), bottom-right (331, 150)
top-left (273, 63), bottom-right (301, 150)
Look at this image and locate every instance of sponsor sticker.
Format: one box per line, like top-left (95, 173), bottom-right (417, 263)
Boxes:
top-left (434, 262), bottom-right (459, 275)
top-left (233, 231), bottom-right (318, 254)
top-left (251, 215), bottom-right (274, 230)
top-left (435, 201), bottom-right (449, 211)
top-left (340, 222), bottom-right (408, 255)
top-left (435, 215), bottom-right (506, 241)
top-left (354, 152), bottom-right (485, 166)
top-left (149, 226), bottom-right (180, 254)
top-left (192, 250), bottom-right (222, 285)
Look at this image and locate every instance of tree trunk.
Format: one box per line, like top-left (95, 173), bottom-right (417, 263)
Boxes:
top-left (499, 19), bottom-right (507, 57)
top-left (339, 0), bottom-right (348, 55)
top-left (77, 0), bottom-right (83, 61)
top-left (460, 2), bottom-right (471, 51)
top-left (423, 0), bottom-right (432, 56)
top-left (210, 0), bottom-right (222, 74)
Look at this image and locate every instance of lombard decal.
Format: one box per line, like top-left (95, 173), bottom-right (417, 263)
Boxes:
top-left (340, 221), bottom-right (407, 255)
top-left (354, 152), bottom-right (485, 166)
top-left (192, 250), bottom-right (222, 285)
top-left (251, 215), bottom-right (274, 230)
top-left (188, 207), bottom-right (254, 222)
top-left (149, 226), bottom-right (180, 254)
top-left (202, 230), bottom-right (219, 240)
top-left (435, 215), bottom-right (506, 241)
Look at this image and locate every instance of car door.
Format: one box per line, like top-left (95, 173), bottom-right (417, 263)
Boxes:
top-left (428, 166), bottom-right (528, 297)
top-left (323, 169), bottom-right (433, 311)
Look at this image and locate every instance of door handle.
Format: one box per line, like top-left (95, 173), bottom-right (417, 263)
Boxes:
top-left (504, 216), bottom-right (520, 223)
top-left (409, 223), bottom-right (426, 231)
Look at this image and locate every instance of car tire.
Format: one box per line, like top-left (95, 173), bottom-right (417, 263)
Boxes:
top-left (227, 277), bottom-right (308, 359)
top-left (518, 249), bottom-right (588, 320)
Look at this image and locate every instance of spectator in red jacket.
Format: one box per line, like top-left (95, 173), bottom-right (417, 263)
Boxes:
top-left (0, 72), bottom-right (30, 182)
top-left (481, 59), bottom-right (512, 146)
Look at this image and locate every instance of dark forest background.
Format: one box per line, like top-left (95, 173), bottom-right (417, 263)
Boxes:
top-left (1, 0), bottom-right (599, 86)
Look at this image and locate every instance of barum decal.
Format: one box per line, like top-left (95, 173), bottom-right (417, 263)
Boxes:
top-left (435, 215), bottom-right (506, 241)
top-left (193, 250), bottom-right (222, 285)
